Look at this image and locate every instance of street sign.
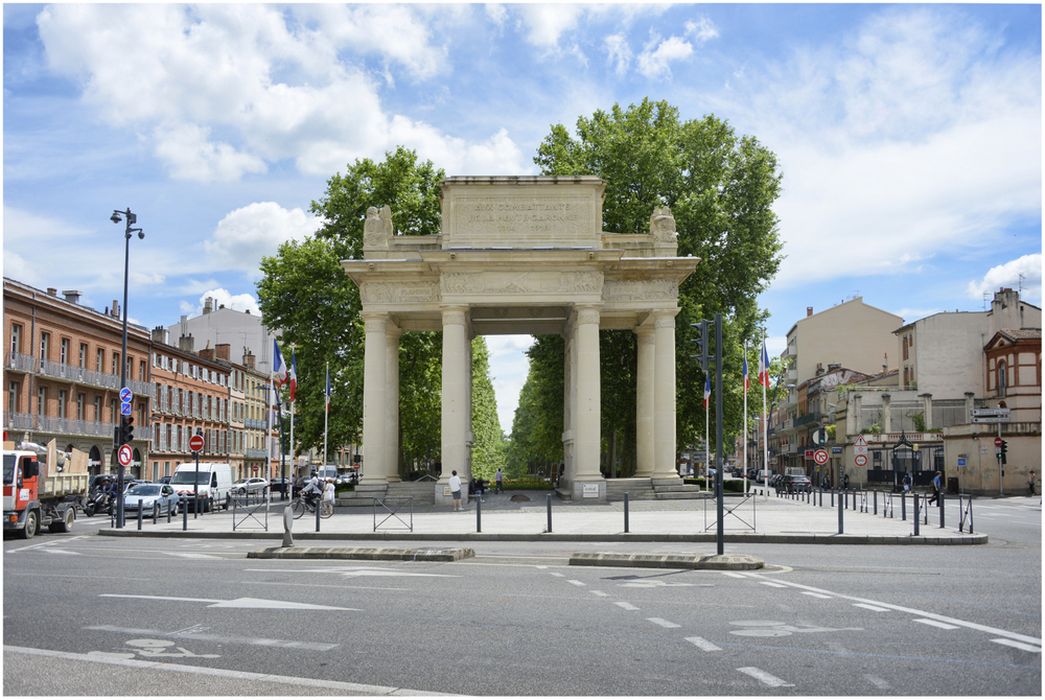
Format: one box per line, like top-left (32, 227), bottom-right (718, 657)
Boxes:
top-left (813, 449), bottom-right (829, 465)
top-left (120, 401), bottom-right (132, 416)
top-left (119, 387), bottom-right (132, 403)
top-left (854, 454), bottom-right (868, 467)
top-left (994, 436), bottom-right (1004, 448)
top-left (804, 449), bottom-right (814, 459)
top-left (972, 416), bottom-right (1009, 424)
top-left (972, 407), bottom-right (1010, 418)
top-left (957, 457), bottom-right (967, 468)
top-left (831, 446), bottom-right (843, 454)
top-left (813, 428), bottom-right (827, 446)
top-left (853, 434), bottom-right (868, 447)
top-left (189, 434), bottom-right (205, 452)
top-left (118, 444), bottom-right (133, 467)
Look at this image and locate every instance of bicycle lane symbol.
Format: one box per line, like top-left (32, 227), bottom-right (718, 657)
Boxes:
top-left (87, 638), bottom-right (221, 660)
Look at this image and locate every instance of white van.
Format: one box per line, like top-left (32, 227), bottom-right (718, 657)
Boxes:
top-left (169, 462), bottom-right (234, 512)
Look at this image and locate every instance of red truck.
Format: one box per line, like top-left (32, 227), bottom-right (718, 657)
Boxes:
top-left (3, 440), bottom-right (88, 539)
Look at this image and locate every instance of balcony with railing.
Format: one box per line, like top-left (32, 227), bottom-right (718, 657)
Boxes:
top-left (6, 352), bottom-right (37, 373)
top-left (33, 358), bottom-right (156, 399)
top-left (6, 412), bottom-right (34, 430)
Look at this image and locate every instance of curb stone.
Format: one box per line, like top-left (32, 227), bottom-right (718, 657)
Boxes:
top-left (247, 546), bottom-right (475, 561)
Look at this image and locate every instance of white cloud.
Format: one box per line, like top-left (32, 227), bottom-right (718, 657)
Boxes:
top-left (188, 288), bottom-right (262, 317)
top-left (966, 254), bottom-right (1042, 303)
top-left (515, 5), bottom-right (585, 49)
top-left (203, 202), bottom-right (321, 275)
top-left (604, 34), bottom-right (632, 76)
top-left (35, 5), bottom-right (524, 182)
top-left (485, 4), bottom-right (508, 29)
top-left (685, 17), bottom-right (719, 44)
top-left (637, 36), bottom-right (693, 79)
top-left (708, 7), bottom-right (1041, 288)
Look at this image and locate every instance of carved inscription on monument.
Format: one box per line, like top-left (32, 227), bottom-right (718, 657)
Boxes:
top-left (451, 196), bottom-right (595, 243)
top-left (603, 279), bottom-right (677, 303)
top-left (361, 281), bottom-right (438, 305)
top-left (442, 271), bottom-right (602, 297)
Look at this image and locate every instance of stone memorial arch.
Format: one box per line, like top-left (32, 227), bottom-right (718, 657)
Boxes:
top-left (342, 176), bottom-right (698, 504)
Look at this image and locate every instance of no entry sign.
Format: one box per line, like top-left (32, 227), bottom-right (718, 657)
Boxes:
top-left (189, 434), bottom-right (205, 452)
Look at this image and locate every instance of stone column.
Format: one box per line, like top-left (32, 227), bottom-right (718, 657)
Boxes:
top-left (919, 393), bottom-right (933, 432)
top-left (561, 326), bottom-right (574, 484)
top-left (881, 393), bottom-right (892, 434)
top-left (634, 324), bottom-right (655, 477)
top-left (385, 323), bottom-right (402, 482)
top-left (572, 305), bottom-right (603, 497)
top-left (439, 306), bottom-right (469, 504)
top-left (652, 309), bottom-right (679, 480)
top-left (361, 313), bottom-right (387, 485)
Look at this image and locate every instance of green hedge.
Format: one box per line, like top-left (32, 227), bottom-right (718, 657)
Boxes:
top-left (505, 476), bottom-right (556, 490)
top-left (683, 477), bottom-right (745, 493)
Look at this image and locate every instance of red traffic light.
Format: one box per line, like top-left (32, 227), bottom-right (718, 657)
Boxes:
top-left (994, 436), bottom-right (1004, 448)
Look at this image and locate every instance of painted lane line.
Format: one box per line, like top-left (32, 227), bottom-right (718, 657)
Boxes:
top-left (245, 581), bottom-right (408, 592)
top-left (852, 603), bottom-right (891, 612)
top-left (685, 637), bottom-right (722, 652)
top-left (84, 625), bottom-right (338, 651)
top-left (8, 573), bottom-right (152, 581)
top-left (990, 638), bottom-right (1042, 653)
top-left (759, 581), bottom-right (788, 588)
top-left (914, 618), bottom-right (960, 630)
top-left (801, 592), bottom-right (833, 599)
top-left (736, 667), bottom-right (794, 688)
top-left (5, 645), bottom-right (446, 696)
top-left (549, 572), bottom-right (565, 577)
top-left (863, 674), bottom-right (892, 690)
top-left (590, 591), bottom-right (610, 597)
top-left (100, 594), bottom-right (359, 611)
top-left (721, 572), bottom-right (748, 579)
top-left (566, 579), bottom-right (586, 587)
top-left (614, 602), bottom-right (640, 611)
top-left (646, 618), bottom-right (680, 629)
top-left (744, 574), bottom-right (1042, 647)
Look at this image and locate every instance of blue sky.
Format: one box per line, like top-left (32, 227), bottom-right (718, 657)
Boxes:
top-left (4, 3), bottom-right (1042, 432)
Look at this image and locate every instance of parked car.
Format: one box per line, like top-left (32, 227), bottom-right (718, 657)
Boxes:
top-left (782, 475), bottom-right (813, 493)
top-left (335, 471), bottom-right (358, 486)
top-left (268, 477), bottom-right (290, 496)
top-left (232, 477), bottom-right (269, 495)
top-left (159, 475), bottom-right (172, 484)
top-left (123, 483), bottom-right (179, 517)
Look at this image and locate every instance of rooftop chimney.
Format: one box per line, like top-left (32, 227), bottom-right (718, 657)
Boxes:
top-left (178, 333), bottom-right (194, 352)
top-left (806, 306), bottom-right (814, 317)
top-left (62, 289), bottom-right (81, 304)
top-left (243, 350), bottom-right (256, 370)
top-left (46, 287), bottom-right (57, 296)
top-left (215, 343), bottom-right (231, 361)
top-left (111, 300), bottom-right (120, 319)
top-left (203, 297), bottom-right (213, 315)
top-left (151, 326), bottom-right (168, 344)
top-left (199, 347), bottom-right (215, 361)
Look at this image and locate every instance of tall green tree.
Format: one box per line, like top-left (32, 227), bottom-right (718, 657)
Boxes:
top-left (504, 336), bottom-right (564, 475)
top-left (533, 98), bottom-right (783, 460)
top-left (470, 337), bottom-right (505, 478)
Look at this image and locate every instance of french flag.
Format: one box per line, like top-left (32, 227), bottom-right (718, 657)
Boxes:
top-left (325, 365), bottom-right (331, 414)
top-left (742, 354), bottom-right (750, 395)
top-left (758, 342), bottom-right (771, 388)
top-left (289, 350), bottom-right (298, 402)
top-left (273, 340), bottom-right (288, 386)
top-left (703, 375), bottom-right (711, 409)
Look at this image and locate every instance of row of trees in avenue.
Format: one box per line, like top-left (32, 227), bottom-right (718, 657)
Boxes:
top-left (256, 98), bottom-right (783, 480)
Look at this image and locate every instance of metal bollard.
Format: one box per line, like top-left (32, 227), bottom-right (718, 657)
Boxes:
top-left (476, 497), bottom-right (482, 533)
top-left (901, 492), bottom-right (907, 520)
top-left (624, 493), bottom-right (630, 533)
top-left (913, 493), bottom-right (920, 536)
top-left (137, 499), bottom-right (143, 531)
top-left (837, 489), bottom-right (844, 535)
top-left (315, 498), bottom-right (321, 532)
top-left (830, 490), bottom-right (834, 507)
top-left (873, 490), bottom-right (878, 515)
top-left (546, 493), bottom-right (552, 533)
top-left (167, 498), bottom-right (172, 523)
top-left (182, 495), bottom-right (188, 531)
top-left (938, 492), bottom-right (945, 529)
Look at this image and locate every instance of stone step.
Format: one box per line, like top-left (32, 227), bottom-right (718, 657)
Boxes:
top-left (655, 491), bottom-right (711, 500)
top-left (654, 484), bottom-right (702, 493)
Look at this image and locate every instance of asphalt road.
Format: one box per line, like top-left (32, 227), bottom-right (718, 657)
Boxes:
top-left (4, 497), bottom-right (1040, 696)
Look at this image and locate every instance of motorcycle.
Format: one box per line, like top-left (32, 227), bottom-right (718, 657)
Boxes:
top-left (83, 488), bottom-right (114, 517)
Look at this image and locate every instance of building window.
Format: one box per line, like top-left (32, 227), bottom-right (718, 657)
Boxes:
top-left (10, 323), bottom-right (22, 355)
top-left (76, 393), bottom-right (85, 420)
top-left (60, 338), bottom-right (70, 365)
top-left (109, 398), bottom-right (118, 424)
top-left (8, 381), bottom-right (20, 415)
top-left (79, 343), bottom-right (88, 368)
top-left (57, 389), bottom-right (67, 418)
top-left (93, 396), bottom-right (102, 422)
top-left (997, 359), bottom-right (1008, 398)
top-left (37, 387), bottom-right (46, 415)
top-left (139, 360), bottom-right (146, 382)
top-left (112, 352), bottom-right (120, 376)
top-left (39, 331), bottom-right (50, 361)
top-left (164, 461), bottom-right (171, 477)
top-left (96, 348), bottom-right (105, 372)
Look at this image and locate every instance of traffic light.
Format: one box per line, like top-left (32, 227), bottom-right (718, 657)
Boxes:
top-left (691, 320), bottom-right (709, 372)
top-left (119, 416), bottom-right (135, 445)
top-left (1000, 439), bottom-right (1008, 464)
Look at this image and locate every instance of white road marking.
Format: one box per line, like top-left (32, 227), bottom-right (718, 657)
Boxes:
top-left (243, 567), bottom-right (458, 579)
top-left (8, 573), bottom-right (152, 581)
top-left (991, 638), bottom-right (1042, 653)
top-left (801, 591), bottom-right (833, 599)
top-left (84, 625), bottom-right (339, 651)
top-left (614, 602), bottom-right (639, 611)
top-left (745, 573), bottom-right (1042, 647)
top-left (5, 645), bottom-right (445, 695)
top-left (646, 618), bottom-right (680, 629)
top-left (40, 548), bottom-right (82, 556)
top-left (720, 572), bottom-right (749, 579)
top-left (245, 581), bottom-right (409, 592)
top-left (167, 552), bottom-right (221, 559)
top-left (100, 594), bottom-right (358, 611)
top-left (863, 674), bottom-right (892, 690)
top-left (566, 579), bottom-right (586, 587)
top-left (853, 603), bottom-right (890, 612)
top-left (685, 636), bottom-right (722, 652)
top-left (549, 572), bottom-right (565, 577)
top-left (590, 591), bottom-right (610, 597)
top-left (914, 618), bottom-right (960, 630)
top-left (736, 666), bottom-right (794, 688)
top-left (759, 581), bottom-right (788, 588)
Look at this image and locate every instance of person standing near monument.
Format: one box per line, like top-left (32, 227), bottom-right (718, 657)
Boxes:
top-left (449, 470), bottom-right (463, 511)
top-left (495, 467), bottom-right (503, 494)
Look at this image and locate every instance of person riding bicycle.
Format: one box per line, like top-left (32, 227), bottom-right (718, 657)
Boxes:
top-left (301, 472), bottom-right (323, 507)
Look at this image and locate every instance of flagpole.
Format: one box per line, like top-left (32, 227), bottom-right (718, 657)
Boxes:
top-left (704, 377), bottom-right (710, 492)
top-left (762, 332), bottom-right (769, 501)
top-left (266, 376), bottom-right (273, 483)
top-left (323, 362), bottom-right (329, 466)
top-left (743, 341), bottom-right (748, 495)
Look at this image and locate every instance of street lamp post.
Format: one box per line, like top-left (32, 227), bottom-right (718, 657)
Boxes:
top-left (110, 208), bottom-right (144, 529)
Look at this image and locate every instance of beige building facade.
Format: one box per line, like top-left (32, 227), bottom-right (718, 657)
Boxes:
top-left (342, 176), bottom-right (697, 503)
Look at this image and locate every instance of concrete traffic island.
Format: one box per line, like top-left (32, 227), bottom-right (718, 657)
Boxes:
top-left (569, 551), bottom-right (763, 570)
top-left (247, 545), bottom-right (475, 562)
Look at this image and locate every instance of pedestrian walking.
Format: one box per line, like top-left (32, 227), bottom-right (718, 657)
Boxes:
top-left (449, 470), bottom-right (463, 511)
top-left (495, 467), bottom-right (503, 494)
top-left (842, 473), bottom-right (850, 491)
top-left (1029, 470), bottom-right (1036, 496)
top-left (927, 470), bottom-right (943, 505)
top-left (901, 472), bottom-right (912, 493)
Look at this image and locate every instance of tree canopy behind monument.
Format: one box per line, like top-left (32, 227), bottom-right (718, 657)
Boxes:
top-left (529, 99), bottom-right (783, 458)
